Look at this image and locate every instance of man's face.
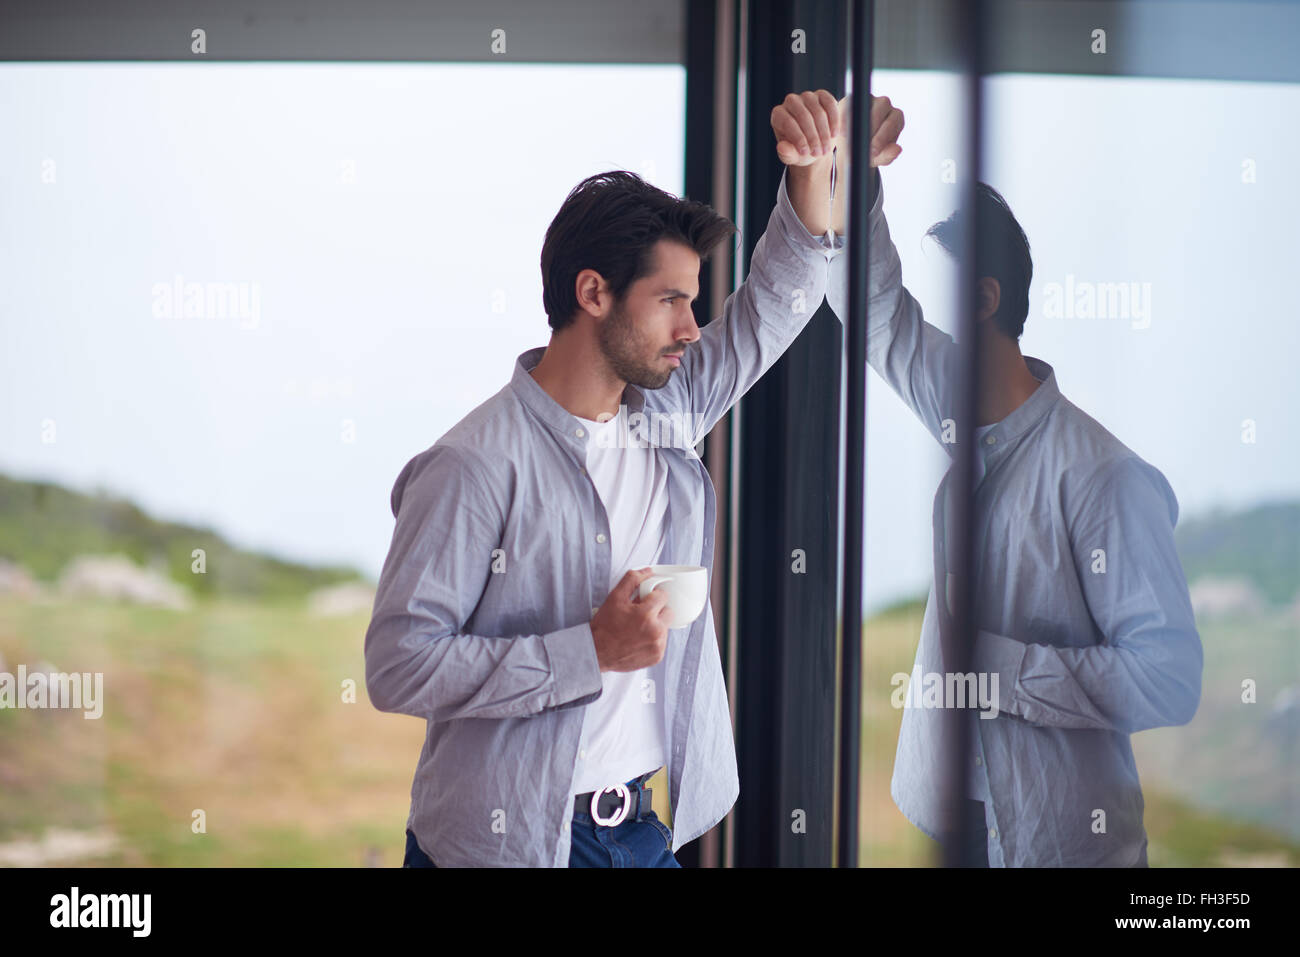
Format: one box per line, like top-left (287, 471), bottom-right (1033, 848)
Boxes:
top-left (597, 239), bottom-right (702, 390)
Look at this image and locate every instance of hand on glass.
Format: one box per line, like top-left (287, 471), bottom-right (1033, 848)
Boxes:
top-left (771, 90), bottom-right (903, 168)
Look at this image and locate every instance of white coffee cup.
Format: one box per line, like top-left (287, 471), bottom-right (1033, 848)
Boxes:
top-left (636, 565), bottom-right (708, 629)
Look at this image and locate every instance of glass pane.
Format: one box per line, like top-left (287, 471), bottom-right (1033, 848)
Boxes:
top-left (843, 0), bottom-right (1298, 868)
top-left (0, 59), bottom-right (685, 866)
top-left (982, 64), bottom-right (1299, 866)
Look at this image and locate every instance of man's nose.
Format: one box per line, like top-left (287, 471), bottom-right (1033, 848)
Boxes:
top-left (675, 312), bottom-right (702, 345)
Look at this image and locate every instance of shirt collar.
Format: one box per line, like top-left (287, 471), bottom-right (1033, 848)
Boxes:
top-left (978, 355), bottom-right (1061, 456)
top-left (509, 346), bottom-right (648, 447)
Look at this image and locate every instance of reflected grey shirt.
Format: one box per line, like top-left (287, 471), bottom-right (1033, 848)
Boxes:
top-left (365, 168), bottom-right (840, 866)
top-left (826, 174), bottom-right (1202, 866)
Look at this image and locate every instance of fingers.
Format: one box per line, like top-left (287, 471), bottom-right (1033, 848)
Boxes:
top-left (771, 101), bottom-right (810, 159)
top-left (772, 91), bottom-right (904, 170)
top-left (621, 568), bottom-right (668, 614)
top-left (639, 587), bottom-right (669, 615)
top-left (787, 90), bottom-right (832, 155)
top-left (869, 94), bottom-right (892, 135)
top-left (870, 98), bottom-right (904, 161)
top-left (873, 105), bottom-right (902, 147)
top-left (800, 90), bottom-right (836, 153)
top-left (618, 566), bottom-right (655, 605)
top-left (772, 88), bottom-right (841, 159)
top-left (617, 566), bottom-right (655, 600)
top-left (599, 568), bottom-right (671, 672)
top-left (820, 90), bottom-right (843, 140)
top-left (870, 143), bottom-right (903, 168)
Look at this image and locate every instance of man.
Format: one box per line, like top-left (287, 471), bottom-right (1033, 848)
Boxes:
top-left (824, 101), bottom-right (1202, 866)
top-left (365, 90), bottom-right (903, 867)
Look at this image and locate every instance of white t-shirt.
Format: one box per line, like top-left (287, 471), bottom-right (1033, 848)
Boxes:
top-left (570, 405), bottom-right (671, 794)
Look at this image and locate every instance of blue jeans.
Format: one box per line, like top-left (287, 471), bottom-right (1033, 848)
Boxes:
top-left (403, 773), bottom-right (680, 868)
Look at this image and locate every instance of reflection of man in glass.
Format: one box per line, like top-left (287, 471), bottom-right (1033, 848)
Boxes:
top-left (826, 101), bottom-right (1202, 866)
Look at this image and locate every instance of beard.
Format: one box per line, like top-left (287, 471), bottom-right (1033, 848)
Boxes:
top-left (597, 296), bottom-right (676, 390)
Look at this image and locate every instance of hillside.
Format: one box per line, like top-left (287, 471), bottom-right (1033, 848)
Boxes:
top-left (0, 473), bottom-right (367, 602)
top-left (1175, 500), bottom-right (1300, 605)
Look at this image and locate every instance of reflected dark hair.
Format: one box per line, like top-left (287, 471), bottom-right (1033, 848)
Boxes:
top-left (540, 171), bottom-right (737, 332)
top-left (925, 183), bottom-right (1033, 340)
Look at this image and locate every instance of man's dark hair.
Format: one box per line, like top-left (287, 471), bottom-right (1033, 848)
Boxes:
top-left (925, 183), bottom-right (1033, 340)
top-left (540, 171), bottom-right (737, 332)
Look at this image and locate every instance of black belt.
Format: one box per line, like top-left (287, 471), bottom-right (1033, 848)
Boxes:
top-left (574, 770), bottom-right (658, 827)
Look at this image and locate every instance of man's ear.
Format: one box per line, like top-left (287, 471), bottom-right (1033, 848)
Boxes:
top-left (574, 268), bottom-right (612, 321)
top-left (974, 276), bottom-right (1001, 325)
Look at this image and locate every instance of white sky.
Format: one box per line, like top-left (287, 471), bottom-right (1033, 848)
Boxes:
top-left (1, 63), bottom-right (1295, 614)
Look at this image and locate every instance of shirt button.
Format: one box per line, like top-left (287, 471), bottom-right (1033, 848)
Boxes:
top-left (575, 428), bottom-right (585, 438)
top-left (591, 606), bottom-right (599, 617)
top-left (985, 434), bottom-right (996, 446)
top-left (974, 756), bottom-right (983, 766)
top-left (989, 827), bottom-right (997, 839)
top-left (579, 749), bottom-right (586, 759)
top-left (595, 533), bottom-right (606, 544)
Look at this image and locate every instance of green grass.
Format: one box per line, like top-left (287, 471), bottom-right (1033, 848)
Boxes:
top-left (0, 594), bottom-right (422, 866)
top-left (0, 593), bottom-right (1294, 866)
top-left (857, 599), bottom-right (1300, 866)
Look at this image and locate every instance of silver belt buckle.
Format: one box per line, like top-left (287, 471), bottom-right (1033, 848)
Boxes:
top-left (590, 782), bottom-right (631, 827)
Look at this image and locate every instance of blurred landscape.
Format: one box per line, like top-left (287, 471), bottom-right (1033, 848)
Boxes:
top-left (0, 474), bottom-right (1295, 866)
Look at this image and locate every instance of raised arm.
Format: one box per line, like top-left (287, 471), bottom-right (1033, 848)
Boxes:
top-left (665, 91), bottom-right (896, 443)
top-left (364, 444), bottom-right (604, 722)
top-left (823, 97), bottom-right (969, 452)
top-left (825, 169), bottom-right (965, 451)
top-left (666, 162), bottom-right (839, 443)
top-left (972, 457), bottom-right (1203, 733)
top-left (669, 92), bottom-right (907, 444)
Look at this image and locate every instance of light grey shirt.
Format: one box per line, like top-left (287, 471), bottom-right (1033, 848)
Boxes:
top-left (826, 175), bottom-right (1203, 866)
top-left (365, 168), bottom-right (841, 866)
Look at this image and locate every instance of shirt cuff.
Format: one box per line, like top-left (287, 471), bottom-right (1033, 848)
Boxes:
top-left (543, 621), bottom-right (604, 707)
top-left (775, 166), bottom-right (844, 261)
top-left (971, 628), bottom-right (1027, 718)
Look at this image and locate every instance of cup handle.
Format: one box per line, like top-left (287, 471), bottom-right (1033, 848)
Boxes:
top-left (636, 576), bottom-right (673, 601)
